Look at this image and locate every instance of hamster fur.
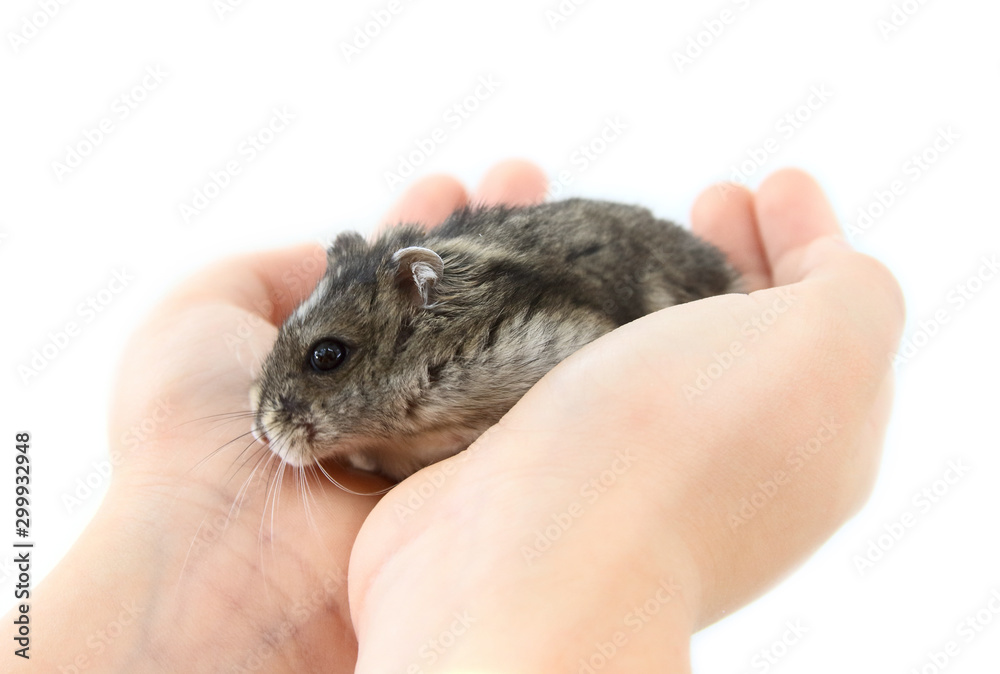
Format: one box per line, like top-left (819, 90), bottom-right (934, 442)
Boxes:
top-left (250, 198), bottom-right (739, 482)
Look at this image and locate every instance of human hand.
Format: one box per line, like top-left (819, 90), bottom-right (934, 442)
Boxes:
top-left (347, 167), bottom-right (905, 672)
top-left (13, 160), bottom-right (902, 674)
top-left (16, 160), bottom-right (548, 673)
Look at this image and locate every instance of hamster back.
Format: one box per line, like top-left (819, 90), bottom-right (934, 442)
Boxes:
top-left (250, 198), bottom-right (738, 481)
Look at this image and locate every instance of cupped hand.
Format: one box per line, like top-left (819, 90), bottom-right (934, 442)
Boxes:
top-left (24, 160), bottom-right (547, 673)
top-left (20, 160), bottom-right (903, 674)
top-left (347, 167), bottom-right (905, 672)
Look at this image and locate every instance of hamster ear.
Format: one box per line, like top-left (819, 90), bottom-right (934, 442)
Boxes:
top-left (392, 246), bottom-right (444, 308)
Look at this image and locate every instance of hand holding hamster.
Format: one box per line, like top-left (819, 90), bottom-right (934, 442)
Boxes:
top-left (349, 167), bottom-right (903, 672)
top-left (15, 162), bottom-right (903, 674)
top-left (251, 195), bottom-right (738, 481)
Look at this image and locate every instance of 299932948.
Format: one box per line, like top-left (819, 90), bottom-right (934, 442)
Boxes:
top-left (15, 433), bottom-right (31, 538)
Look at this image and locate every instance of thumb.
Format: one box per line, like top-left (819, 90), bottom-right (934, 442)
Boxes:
top-left (162, 242), bottom-right (327, 325)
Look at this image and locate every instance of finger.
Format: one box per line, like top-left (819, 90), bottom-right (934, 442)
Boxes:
top-left (753, 168), bottom-right (845, 286)
top-left (166, 242), bottom-right (327, 325)
top-left (379, 174), bottom-right (468, 233)
top-left (690, 182), bottom-right (771, 292)
top-left (172, 174), bottom-right (472, 325)
top-left (473, 158), bottom-right (549, 206)
top-left (752, 168), bottom-right (904, 353)
top-left (793, 237), bottom-right (906, 355)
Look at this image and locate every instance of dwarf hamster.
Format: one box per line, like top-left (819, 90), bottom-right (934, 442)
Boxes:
top-left (250, 198), bottom-right (738, 482)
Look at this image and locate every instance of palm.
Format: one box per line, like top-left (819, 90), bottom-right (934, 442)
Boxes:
top-left (108, 277), bottom-right (382, 670)
top-left (102, 163), bottom-right (544, 671)
top-left (344, 167), bottom-right (903, 670)
top-left (95, 162), bottom-right (901, 672)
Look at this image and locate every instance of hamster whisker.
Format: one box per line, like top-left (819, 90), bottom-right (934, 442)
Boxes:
top-left (301, 465), bottom-right (321, 536)
top-left (175, 510), bottom-right (215, 589)
top-left (275, 460), bottom-right (290, 541)
top-left (192, 409), bottom-right (257, 419)
top-left (227, 440), bottom-right (271, 483)
top-left (295, 466), bottom-right (310, 533)
top-left (172, 410), bottom-right (257, 431)
top-left (199, 415), bottom-right (259, 435)
top-left (187, 428), bottom-right (259, 475)
top-left (223, 435), bottom-right (269, 485)
top-left (257, 451), bottom-right (281, 562)
top-left (177, 449), bottom-right (267, 588)
top-left (231, 446), bottom-right (271, 517)
top-left (267, 460), bottom-right (283, 558)
top-left (251, 432), bottom-right (288, 556)
top-left (313, 459), bottom-right (394, 497)
top-left (293, 467), bottom-right (303, 528)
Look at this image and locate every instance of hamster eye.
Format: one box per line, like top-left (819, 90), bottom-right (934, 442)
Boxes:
top-left (309, 339), bottom-right (348, 372)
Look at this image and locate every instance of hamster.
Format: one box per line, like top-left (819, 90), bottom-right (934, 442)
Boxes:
top-left (250, 198), bottom-right (739, 482)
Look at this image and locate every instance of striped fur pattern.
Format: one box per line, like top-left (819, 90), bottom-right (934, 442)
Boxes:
top-left (251, 198), bottom-right (739, 481)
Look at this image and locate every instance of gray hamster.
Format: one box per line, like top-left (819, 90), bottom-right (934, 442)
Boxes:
top-left (250, 198), bottom-right (739, 482)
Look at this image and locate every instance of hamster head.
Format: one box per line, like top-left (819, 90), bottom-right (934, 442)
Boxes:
top-left (250, 227), bottom-right (455, 477)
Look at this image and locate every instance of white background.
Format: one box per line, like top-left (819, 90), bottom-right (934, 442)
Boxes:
top-left (1, 0), bottom-right (999, 671)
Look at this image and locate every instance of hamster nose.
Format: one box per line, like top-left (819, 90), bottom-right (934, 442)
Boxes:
top-left (279, 395), bottom-right (308, 415)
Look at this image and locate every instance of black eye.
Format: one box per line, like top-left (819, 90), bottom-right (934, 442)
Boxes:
top-left (309, 339), bottom-right (348, 372)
